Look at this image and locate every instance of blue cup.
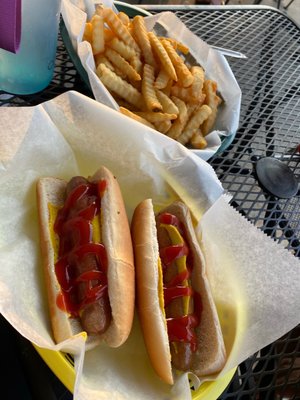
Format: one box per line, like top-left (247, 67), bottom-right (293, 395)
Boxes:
top-left (0, 0), bottom-right (61, 95)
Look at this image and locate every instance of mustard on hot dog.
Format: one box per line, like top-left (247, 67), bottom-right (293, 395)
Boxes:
top-left (131, 199), bottom-right (226, 384)
top-left (37, 166), bottom-right (135, 350)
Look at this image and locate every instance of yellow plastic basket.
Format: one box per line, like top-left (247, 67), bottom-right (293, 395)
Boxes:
top-left (33, 292), bottom-right (241, 399)
top-left (33, 344), bottom-right (236, 399)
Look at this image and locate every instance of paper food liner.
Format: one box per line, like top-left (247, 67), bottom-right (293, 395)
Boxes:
top-left (61, 0), bottom-right (241, 161)
top-left (0, 91), bottom-right (299, 400)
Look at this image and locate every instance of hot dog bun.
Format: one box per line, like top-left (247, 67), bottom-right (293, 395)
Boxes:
top-left (37, 166), bottom-right (135, 350)
top-left (131, 199), bottom-right (226, 384)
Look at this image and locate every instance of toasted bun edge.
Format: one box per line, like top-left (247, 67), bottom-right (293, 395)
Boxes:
top-left (131, 199), bottom-right (173, 385)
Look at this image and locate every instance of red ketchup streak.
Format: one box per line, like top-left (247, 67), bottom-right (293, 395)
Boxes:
top-left (54, 180), bottom-right (108, 317)
top-left (158, 213), bottom-right (202, 352)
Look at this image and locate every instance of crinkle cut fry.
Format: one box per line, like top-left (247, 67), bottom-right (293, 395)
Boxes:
top-left (105, 48), bottom-right (141, 81)
top-left (83, 22), bottom-right (92, 43)
top-left (202, 80), bottom-right (221, 136)
top-left (190, 129), bottom-right (207, 149)
top-left (154, 120), bottom-right (172, 134)
top-left (154, 69), bottom-right (170, 90)
top-left (91, 14), bottom-right (105, 55)
top-left (156, 90), bottom-right (179, 115)
top-left (107, 37), bottom-right (136, 61)
top-left (190, 66), bottom-right (205, 98)
top-left (132, 16), bottom-right (157, 69)
top-left (161, 39), bottom-right (194, 88)
top-left (148, 32), bottom-right (177, 82)
top-left (119, 107), bottom-right (155, 129)
top-left (142, 64), bottom-right (163, 112)
top-left (178, 104), bottom-right (212, 145)
top-left (100, 7), bottom-right (140, 53)
top-left (134, 111), bottom-right (177, 123)
top-left (97, 63), bottom-right (144, 109)
top-left (166, 97), bottom-right (188, 140)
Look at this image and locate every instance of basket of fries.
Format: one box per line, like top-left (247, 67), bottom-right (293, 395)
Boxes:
top-left (61, 0), bottom-right (241, 160)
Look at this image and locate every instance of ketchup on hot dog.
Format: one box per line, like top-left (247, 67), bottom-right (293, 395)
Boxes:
top-left (54, 180), bottom-right (108, 320)
top-left (158, 213), bottom-right (202, 353)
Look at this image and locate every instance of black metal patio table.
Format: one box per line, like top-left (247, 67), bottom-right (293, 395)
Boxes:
top-left (0, 4), bottom-right (299, 400)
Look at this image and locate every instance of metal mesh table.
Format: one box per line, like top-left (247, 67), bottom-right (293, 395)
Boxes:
top-left (1, 5), bottom-right (299, 400)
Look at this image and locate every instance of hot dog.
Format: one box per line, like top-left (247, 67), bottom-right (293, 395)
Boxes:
top-left (131, 199), bottom-right (226, 384)
top-left (37, 166), bottom-right (135, 349)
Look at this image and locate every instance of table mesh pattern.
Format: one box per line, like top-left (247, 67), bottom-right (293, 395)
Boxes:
top-left (0, 7), bottom-right (299, 400)
top-left (148, 7), bottom-right (300, 259)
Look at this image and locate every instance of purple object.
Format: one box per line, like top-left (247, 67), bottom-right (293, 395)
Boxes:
top-left (0, 0), bottom-right (21, 53)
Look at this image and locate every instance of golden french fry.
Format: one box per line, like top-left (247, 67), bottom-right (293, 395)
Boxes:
top-left (118, 11), bottom-right (130, 26)
top-left (166, 97), bottom-right (188, 140)
top-left (105, 48), bottom-right (141, 81)
top-left (96, 53), bottom-right (127, 79)
top-left (94, 54), bottom-right (114, 70)
top-left (175, 41), bottom-right (189, 55)
top-left (202, 79), bottom-right (221, 135)
top-left (203, 79), bottom-right (219, 105)
top-left (142, 64), bottom-right (163, 112)
top-left (159, 37), bottom-right (189, 55)
top-left (186, 102), bottom-right (199, 118)
top-left (107, 37), bottom-right (136, 61)
top-left (114, 97), bottom-right (138, 111)
top-left (161, 79), bottom-right (173, 96)
top-left (154, 120), bottom-right (172, 134)
top-left (91, 15), bottom-right (105, 55)
top-left (97, 59), bottom-right (126, 79)
top-left (170, 85), bottom-right (191, 103)
top-left (172, 96), bottom-right (189, 121)
top-left (148, 32), bottom-right (177, 81)
top-left (202, 107), bottom-right (218, 136)
top-left (154, 69), bottom-right (170, 90)
top-left (127, 21), bottom-right (135, 40)
top-left (161, 39), bottom-right (194, 88)
top-left (132, 16), bottom-right (157, 69)
top-left (97, 63), bottom-right (144, 108)
top-left (134, 111), bottom-right (177, 123)
top-left (170, 84), bottom-right (205, 104)
top-left (83, 22), bottom-right (92, 43)
top-left (190, 129), bottom-right (207, 149)
top-left (130, 54), bottom-right (143, 75)
top-left (104, 28), bottom-right (115, 42)
top-left (112, 65), bottom-right (127, 79)
top-left (177, 104), bottom-right (212, 145)
top-left (119, 107), bottom-right (155, 129)
top-left (101, 7), bottom-right (140, 53)
top-left (156, 90), bottom-right (179, 115)
top-left (191, 66), bottom-right (205, 98)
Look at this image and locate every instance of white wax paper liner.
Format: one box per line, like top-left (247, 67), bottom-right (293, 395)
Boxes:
top-left (0, 91), bottom-right (299, 400)
top-left (61, 0), bottom-right (241, 161)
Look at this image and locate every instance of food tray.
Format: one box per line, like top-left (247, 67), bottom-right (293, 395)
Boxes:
top-left (34, 340), bottom-right (237, 399)
top-left (60, 1), bottom-right (239, 157)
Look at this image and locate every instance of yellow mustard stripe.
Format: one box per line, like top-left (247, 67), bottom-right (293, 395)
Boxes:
top-left (158, 257), bottom-right (166, 319)
top-left (48, 203), bottom-right (101, 264)
top-left (48, 203), bottom-right (60, 263)
top-left (160, 223), bottom-right (190, 315)
top-left (92, 214), bottom-right (101, 243)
